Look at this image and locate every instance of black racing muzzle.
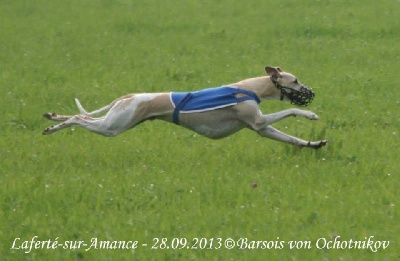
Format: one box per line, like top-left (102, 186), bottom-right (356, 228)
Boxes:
top-left (272, 80), bottom-right (315, 106)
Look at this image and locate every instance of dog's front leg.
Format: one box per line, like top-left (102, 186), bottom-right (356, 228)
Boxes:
top-left (260, 108), bottom-right (319, 126)
top-left (257, 125), bottom-right (327, 149)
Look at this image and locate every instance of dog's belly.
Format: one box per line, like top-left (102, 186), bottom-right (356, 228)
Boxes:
top-left (177, 109), bottom-right (247, 139)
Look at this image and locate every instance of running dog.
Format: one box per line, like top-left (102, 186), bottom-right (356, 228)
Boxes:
top-left (43, 66), bottom-right (327, 149)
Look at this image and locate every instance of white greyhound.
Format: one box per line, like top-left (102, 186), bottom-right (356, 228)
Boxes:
top-left (43, 66), bottom-right (327, 149)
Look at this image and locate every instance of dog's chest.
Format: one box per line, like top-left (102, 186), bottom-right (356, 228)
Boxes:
top-left (176, 107), bottom-right (248, 139)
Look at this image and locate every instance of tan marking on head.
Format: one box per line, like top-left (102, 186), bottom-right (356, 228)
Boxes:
top-left (276, 72), bottom-right (304, 91)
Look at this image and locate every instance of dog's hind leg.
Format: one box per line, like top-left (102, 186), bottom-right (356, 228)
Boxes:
top-left (43, 99), bottom-right (118, 122)
top-left (43, 113), bottom-right (73, 121)
top-left (43, 93), bottom-right (165, 136)
top-left (42, 115), bottom-right (118, 136)
top-left (43, 100), bottom-right (135, 136)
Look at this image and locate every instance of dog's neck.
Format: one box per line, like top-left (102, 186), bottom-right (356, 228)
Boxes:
top-left (229, 76), bottom-right (281, 101)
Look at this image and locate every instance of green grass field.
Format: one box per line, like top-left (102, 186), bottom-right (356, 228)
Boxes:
top-left (1, 0), bottom-right (399, 260)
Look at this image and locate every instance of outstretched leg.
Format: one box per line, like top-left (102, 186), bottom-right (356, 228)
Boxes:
top-left (42, 115), bottom-right (116, 136)
top-left (43, 93), bottom-right (169, 136)
top-left (43, 112), bottom-right (153, 137)
top-left (43, 113), bottom-right (73, 122)
top-left (258, 125), bottom-right (327, 149)
top-left (258, 108), bottom-right (319, 126)
top-left (43, 97), bottom-right (142, 136)
top-left (248, 108), bottom-right (327, 149)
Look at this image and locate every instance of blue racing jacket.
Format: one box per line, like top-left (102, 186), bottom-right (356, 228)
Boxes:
top-left (170, 86), bottom-right (260, 124)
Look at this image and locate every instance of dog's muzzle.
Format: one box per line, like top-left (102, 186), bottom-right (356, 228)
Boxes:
top-left (272, 80), bottom-right (315, 106)
top-left (280, 85), bottom-right (315, 106)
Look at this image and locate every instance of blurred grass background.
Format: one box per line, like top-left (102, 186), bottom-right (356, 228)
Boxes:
top-left (1, 0), bottom-right (399, 260)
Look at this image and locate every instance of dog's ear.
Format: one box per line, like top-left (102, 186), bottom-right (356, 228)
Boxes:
top-left (265, 66), bottom-right (282, 80)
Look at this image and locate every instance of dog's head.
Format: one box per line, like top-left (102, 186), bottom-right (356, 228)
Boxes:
top-left (265, 66), bottom-right (315, 106)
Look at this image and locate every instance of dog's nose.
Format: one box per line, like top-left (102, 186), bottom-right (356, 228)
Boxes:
top-left (299, 86), bottom-right (315, 106)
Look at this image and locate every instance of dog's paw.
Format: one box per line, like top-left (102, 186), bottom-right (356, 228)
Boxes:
top-left (43, 113), bottom-right (58, 120)
top-left (304, 111), bottom-right (319, 120)
top-left (307, 140), bottom-right (328, 149)
top-left (42, 128), bottom-right (51, 135)
top-left (42, 125), bottom-right (55, 135)
top-left (43, 113), bottom-right (53, 119)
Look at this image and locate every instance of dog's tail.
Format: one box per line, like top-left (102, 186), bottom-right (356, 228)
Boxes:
top-left (74, 98), bottom-right (113, 117)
